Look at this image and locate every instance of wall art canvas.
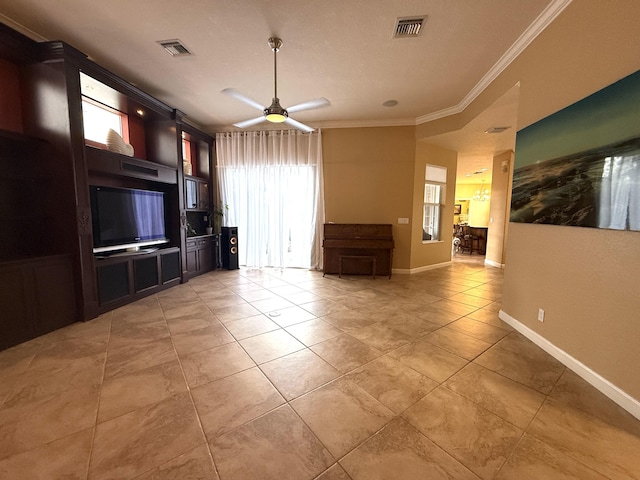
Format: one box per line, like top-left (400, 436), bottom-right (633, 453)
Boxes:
top-left (511, 69), bottom-right (640, 231)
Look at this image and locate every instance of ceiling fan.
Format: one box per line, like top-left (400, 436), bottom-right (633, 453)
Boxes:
top-left (222, 37), bottom-right (330, 133)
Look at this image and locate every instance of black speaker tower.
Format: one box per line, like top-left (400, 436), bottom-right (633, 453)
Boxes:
top-left (221, 227), bottom-right (239, 270)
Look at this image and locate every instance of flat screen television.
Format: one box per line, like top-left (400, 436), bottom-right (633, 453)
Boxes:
top-left (90, 185), bottom-right (169, 253)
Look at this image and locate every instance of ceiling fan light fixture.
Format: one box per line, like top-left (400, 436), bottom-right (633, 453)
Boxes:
top-left (264, 98), bottom-right (288, 123)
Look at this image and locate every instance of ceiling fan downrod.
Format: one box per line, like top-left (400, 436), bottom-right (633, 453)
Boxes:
top-left (265, 37), bottom-right (287, 122)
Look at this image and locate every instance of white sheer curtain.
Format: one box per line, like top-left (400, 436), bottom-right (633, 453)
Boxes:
top-left (598, 153), bottom-right (640, 230)
top-left (215, 130), bottom-right (325, 269)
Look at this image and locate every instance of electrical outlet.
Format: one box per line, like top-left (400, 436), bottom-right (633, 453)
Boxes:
top-left (397, 218), bottom-right (409, 224)
top-left (538, 308), bottom-right (545, 322)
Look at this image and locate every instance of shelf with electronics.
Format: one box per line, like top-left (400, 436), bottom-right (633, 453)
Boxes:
top-left (180, 123), bottom-right (219, 278)
top-left (0, 22), bottom-right (217, 348)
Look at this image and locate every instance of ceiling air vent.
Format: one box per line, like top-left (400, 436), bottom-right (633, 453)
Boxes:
top-left (157, 39), bottom-right (193, 57)
top-left (394, 16), bottom-right (427, 38)
top-left (485, 126), bottom-right (511, 134)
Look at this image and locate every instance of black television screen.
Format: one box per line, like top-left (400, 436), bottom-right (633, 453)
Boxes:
top-left (90, 185), bottom-right (169, 253)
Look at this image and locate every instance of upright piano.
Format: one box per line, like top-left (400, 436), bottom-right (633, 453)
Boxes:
top-left (323, 223), bottom-right (394, 278)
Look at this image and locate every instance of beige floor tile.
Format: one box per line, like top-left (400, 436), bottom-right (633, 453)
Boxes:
top-left (158, 298), bottom-right (210, 320)
top-left (388, 339), bottom-right (468, 383)
top-left (134, 444), bottom-right (219, 480)
top-left (465, 308), bottom-right (513, 329)
top-left (108, 319), bottom-right (170, 348)
top-left (4, 260), bottom-right (638, 480)
top-left (165, 311), bottom-right (221, 335)
top-left (446, 317), bottom-right (511, 344)
top-left (32, 334), bottom-right (109, 362)
top-left (549, 369), bottom-right (640, 436)
top-left (429, 299), bottom-right (478, 316)
top-left (414, 309), bottom-right (462, 327)
top-left (261, 349), bottom-right (341, 400)
top-left (444, 363), bottom-right (546, 429)
top-left (203, 292), bottom-right (248, 311)
top-left (250, 296), bottom-right (297, 314)
top-left (236, 288), bottom-right (279, 302)
top-left (423, 327), bottom-right (493, 360)
top-left (0, 340), bottom-right (41, 405)
top-left (213, 302), bottom-right (262, 323)
top-left (268, 284), bottom-right (307, 296)
top-left (5, 351), bottom-right (105, 406)
top-left (98, 359), bottom-right (187, 422)
top-left (403, 386), bottom-right (523, 479)
top-left (285, 318), bottom-right (342, 346)
top-left (39, 314), bottom-right (112, 343)
top-left (340, 417), bottom-right (479, 480)
top-left (171, 323), bottom-right (235, 357)
top-left (495, 434), bottom-right (609, 480)
top-left (474, 334), bottom-right (565, 394)
top-left (378, 314), bottom-right (441, 338)
top-left (0, 383), bottom-right (100, 460)
top-left (104, 337), bottom-right (177, 380)
top-left (239, 329), bottom-right (305, 364)
top-left (527, 398), bottom-right (640, 479)
top-left (192, 367), bottom-right (284, 438)
top-left (282, 290), bottom-right (322, 305)
top-left (267, 305), bottom-right (317, 327)
top-left (300, 299), bottom-right (351, 317)
top-left (311, 333), bottom-right (382, 373)
top-left (316, 463), bottom-right (352, 480)
top-left (345, 355), bottom-right (438, 414)
top-left (224, 314), bottom-right (280, 340)
top-left (343, 322), bottom-right (413, 353)
top-left (448, 293), bottom-right (493, 308)
top-left (181, 341), bottom-right (255, 388)
top-left (0, 427), bottom-right (93, 480)
top-left (291, 377), bottom-right (394, 458)
top-left (210, 405), bottom-right (334, 480)
top-left (321, 310), bottom-right (378, 331)
top-left (90, 392), bottom-right (205, 480)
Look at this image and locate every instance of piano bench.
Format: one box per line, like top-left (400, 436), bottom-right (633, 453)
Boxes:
top-left (338, 255), bottom-right (377, 279)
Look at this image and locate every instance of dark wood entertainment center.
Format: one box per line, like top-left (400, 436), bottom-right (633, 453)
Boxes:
top-left (0, 23), bottom-right (218, 350)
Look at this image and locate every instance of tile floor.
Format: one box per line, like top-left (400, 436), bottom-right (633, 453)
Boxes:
top-left (1, 255), bottom-right (639, 479)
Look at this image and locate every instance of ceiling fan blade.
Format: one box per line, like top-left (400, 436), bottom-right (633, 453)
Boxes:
top-left (222, 88), bottom-right (266, 111)
top-left (233, 116), bottom-right (267, 129)
top-left (284, 117), bottom-right (315, 133)
top-left (286, 97), bottom-right (331, 114)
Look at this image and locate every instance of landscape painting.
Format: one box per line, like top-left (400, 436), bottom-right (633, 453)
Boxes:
top-left (511, 69), bottom-right (640, 231)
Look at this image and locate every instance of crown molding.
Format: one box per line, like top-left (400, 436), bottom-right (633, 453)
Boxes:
top-left (416, 0), bottom-right (572, 126)
top-left (0, 14), bottom-right (48, 41)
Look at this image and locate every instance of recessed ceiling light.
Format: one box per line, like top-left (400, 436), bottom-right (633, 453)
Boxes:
top-left (136, 109), bottom-right (145, 116)
top-left (382, 100), bottom-right (398, 107)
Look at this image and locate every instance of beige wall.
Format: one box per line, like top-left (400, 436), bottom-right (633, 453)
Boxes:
top-left (322, 127), bottom-right (416, 269)
top-left (485, 151), bottom-right (513, 266)
top-left (499, 0), bottom-right (640, 401)
top-left (323, 0), bottom-right (640, 403)
top-left (416, 0), bottom-right (640, 402)
top-left (410, 142), bottom-right (457, 270)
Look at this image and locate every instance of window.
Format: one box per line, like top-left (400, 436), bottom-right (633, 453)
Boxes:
top-left (423, 165), bottom-right (447, 241)
top-left (82, 97), bottom-right (126, 145)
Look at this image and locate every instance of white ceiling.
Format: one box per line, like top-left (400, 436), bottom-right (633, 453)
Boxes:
top-left (0, 0), bottom-right (567, 183)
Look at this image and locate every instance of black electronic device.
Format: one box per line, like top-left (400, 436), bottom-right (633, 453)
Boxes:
top-left (90, 185), bottom-right (169, 254)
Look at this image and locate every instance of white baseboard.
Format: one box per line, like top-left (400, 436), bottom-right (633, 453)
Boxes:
top-left (484, 258), bottom-right (505, 268)
top-left (393, 260), bottom-right (451, 275)
top-left (499, 310), bottom-right (640, 421)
